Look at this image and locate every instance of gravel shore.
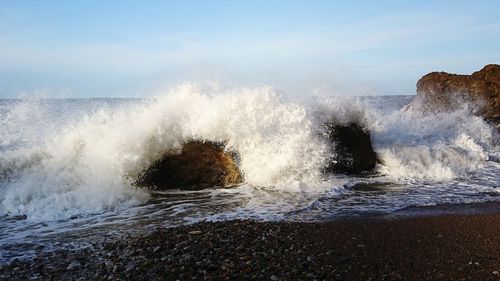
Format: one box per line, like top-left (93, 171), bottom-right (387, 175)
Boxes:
top-left (1, 213), bottom-right (499, 280)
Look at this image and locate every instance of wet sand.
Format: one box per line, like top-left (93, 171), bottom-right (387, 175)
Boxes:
top-left (1, 211), bottom-right (499, 280)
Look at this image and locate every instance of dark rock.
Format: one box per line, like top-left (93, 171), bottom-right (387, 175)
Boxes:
top-left (325, 123), bottom-right (377, 174)
top-left (485, 117), bottom-right (500, 133)
top-left (137, 141), bottom-right (242, 190)
top-left (408, 64), bottom-right (500, 118)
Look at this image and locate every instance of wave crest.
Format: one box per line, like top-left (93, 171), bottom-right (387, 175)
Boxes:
top-left (0, 84), bottom-right (496, 220)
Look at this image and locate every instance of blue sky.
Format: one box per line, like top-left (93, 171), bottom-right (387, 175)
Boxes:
top-left (0, 0), bottom-right (499, 98)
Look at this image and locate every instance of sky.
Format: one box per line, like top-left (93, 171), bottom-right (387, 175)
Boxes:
top-left (0, 0), bottom-right (499, 98)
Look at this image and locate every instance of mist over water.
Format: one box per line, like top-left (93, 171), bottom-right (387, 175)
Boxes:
top-left (0, 84), bottom-right (498, 263)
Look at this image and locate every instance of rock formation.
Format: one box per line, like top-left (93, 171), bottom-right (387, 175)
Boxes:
top-left (408, 64), bottom-right (500, 118)
top-left (325, 123), bottom-right (377, 174)
top-left (137, 141), bottom-right (242, 190)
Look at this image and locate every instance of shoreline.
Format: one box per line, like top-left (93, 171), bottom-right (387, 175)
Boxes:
top-left (380, 201), bottom-right (500, 219)
top-left (1, 205), bottom-right (499, 280)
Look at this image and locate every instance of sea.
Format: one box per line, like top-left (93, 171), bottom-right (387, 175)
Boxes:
top-left (0, 84), bottom-right (499, 264)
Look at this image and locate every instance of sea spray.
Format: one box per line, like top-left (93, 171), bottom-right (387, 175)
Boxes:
top-left (373, 105), bottom-right (495, 181)
top-left (0, 85), bottom-right (330, 220)
top-left (0, 84), bottom-right (497, 221)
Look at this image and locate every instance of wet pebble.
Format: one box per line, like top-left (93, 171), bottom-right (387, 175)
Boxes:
top-left (66, 261), bottom-right (81, 270)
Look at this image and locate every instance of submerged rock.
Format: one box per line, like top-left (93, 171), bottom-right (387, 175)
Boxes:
top-left (137, 141), bottom-right (242, 190)
top-left (408, 64), bottom-right (500, 118)
top-left (325, 123), bottom-right (377, 174)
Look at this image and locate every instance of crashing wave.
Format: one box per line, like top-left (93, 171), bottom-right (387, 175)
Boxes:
top-left (0, 84), bottom-right (496, 220)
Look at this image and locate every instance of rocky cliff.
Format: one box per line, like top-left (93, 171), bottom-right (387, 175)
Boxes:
top-left (409, 64), bottom-right (500, 118)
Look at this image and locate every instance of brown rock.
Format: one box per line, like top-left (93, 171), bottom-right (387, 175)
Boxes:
top-left (325, 123), bottom-right (377, 174)
top-left (408, 64), bottom-right (500, 118)
top-left (137, 141), bottom-right (242, 190)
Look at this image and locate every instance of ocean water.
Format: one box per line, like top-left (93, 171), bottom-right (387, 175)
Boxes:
top-left (0, 84), bottom-right (499, 263)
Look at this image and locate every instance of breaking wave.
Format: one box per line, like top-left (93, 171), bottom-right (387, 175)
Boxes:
top-left (0, 84), bottom-right (497, 220)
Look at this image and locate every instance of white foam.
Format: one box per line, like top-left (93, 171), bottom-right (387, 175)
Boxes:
top-left (372, 106), bottom-right (495, 181)
top-left (0, 85), bottom-right (330, 220)
top-left (0, 86), bottom-right (496, 221)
